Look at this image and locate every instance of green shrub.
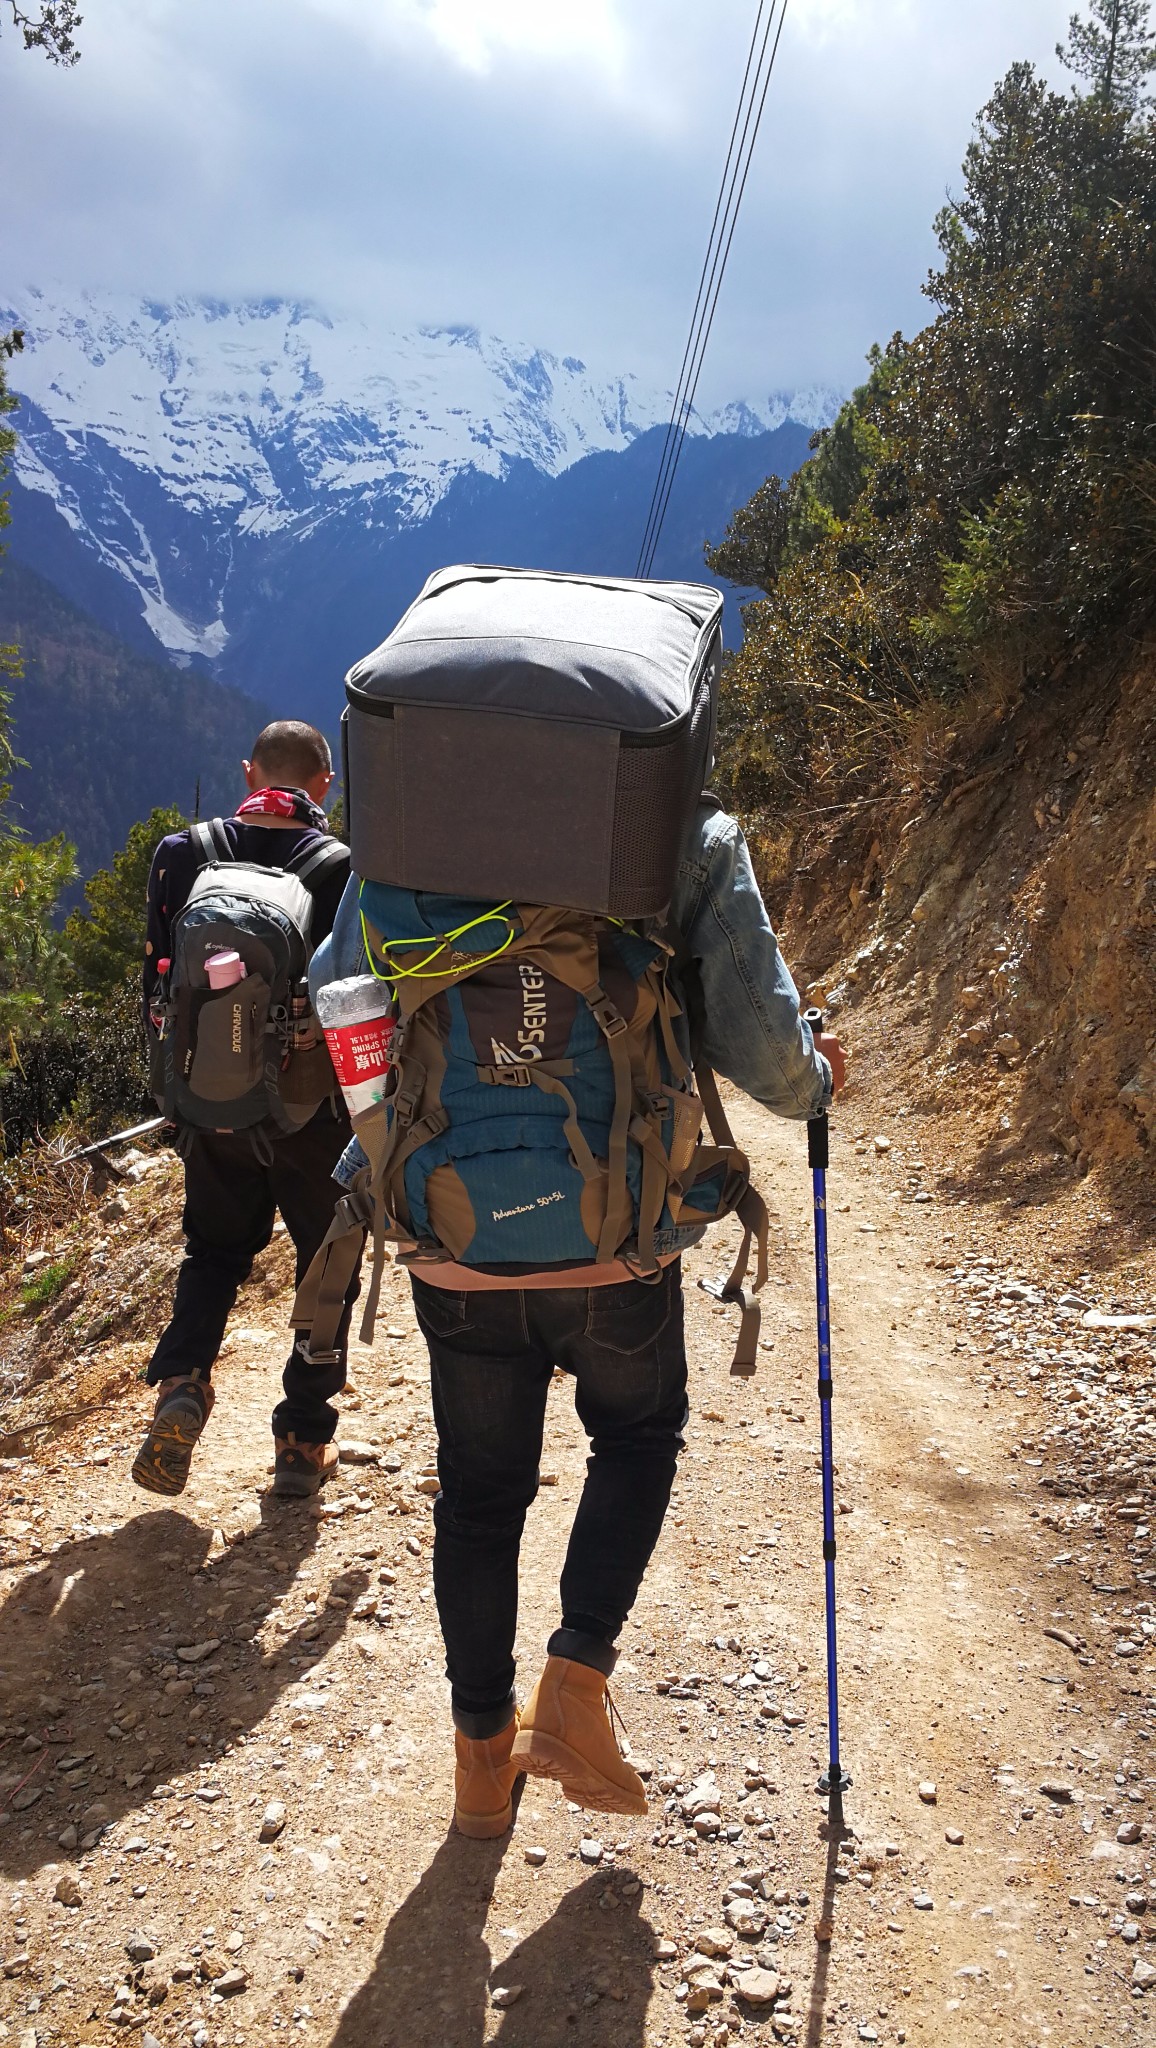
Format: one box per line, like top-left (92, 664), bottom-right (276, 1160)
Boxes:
top-left (0, 976), bottom-right (151, 1156)
top-left (21, 1258), bottom-right (73, 1309)
top-left (708, 60), bottom-right (1156, 818)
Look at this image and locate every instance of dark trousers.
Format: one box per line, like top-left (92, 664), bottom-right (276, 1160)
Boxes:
top-left (147, 1104), bottom-right (361, 1444)
top-left (412, 1263), bottom-right (688, 1722)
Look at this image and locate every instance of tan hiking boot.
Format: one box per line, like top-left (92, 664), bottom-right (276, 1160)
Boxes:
top-left (510, 1655), bottom-right (648, 1816)
top-left (273, 1436), bottom-right (339, 1498)
top-left (131, 1377), bottom-right (215, 1497)
top-left (454, 1713), bottom-right (522, 1839)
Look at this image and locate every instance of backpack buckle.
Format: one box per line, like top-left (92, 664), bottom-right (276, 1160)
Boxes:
top-left (584, 985), bottom-right (628, 1038)
top-left (394, 1080), bottom-right (422, 1126)
top-left (335, 1188), bottom-right (374, 1234)
top-left (480, 1063), bottom-right (533, 1087)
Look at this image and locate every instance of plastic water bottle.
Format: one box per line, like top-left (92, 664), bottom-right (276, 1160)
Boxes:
top-left (314, 976), bottom-right (396, 1118)
top-left (206, 950), bottom-right (247, 990)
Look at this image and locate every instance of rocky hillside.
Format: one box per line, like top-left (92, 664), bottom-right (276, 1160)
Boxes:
top-left (766, 642), bottom-right (1156, 1222)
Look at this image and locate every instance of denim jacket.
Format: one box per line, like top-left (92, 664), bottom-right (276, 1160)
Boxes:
top-left (311, 800), bottom-right (830, 1201)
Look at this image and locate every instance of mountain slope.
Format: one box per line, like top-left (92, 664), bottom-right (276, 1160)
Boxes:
top-left (0, 560), bottom-right (267, 876)
top-left (215, 422), bottom-right (815, 719)
top-left (2, 289), bottom-right (835, 717)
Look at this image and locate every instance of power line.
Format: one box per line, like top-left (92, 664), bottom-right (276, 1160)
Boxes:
top-left (644, 0), bottom-right (789, 577)
top-left (636, 0), bottom-right (791, 581)
top-left (634, 0), bottom-right (774, 581)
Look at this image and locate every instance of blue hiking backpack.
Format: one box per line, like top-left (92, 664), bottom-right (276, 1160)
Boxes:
top-left (293, 568), bottom-right (769, 1367)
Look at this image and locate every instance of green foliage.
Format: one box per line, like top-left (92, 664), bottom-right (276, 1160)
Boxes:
top-left (65, 805), bottom-right (184, 999)
top-left (21, 1256), bottom-right (73, 1308)
top-left (1058, 0), bottom-right (1156, 114)
top-left (0, 978), bottom-right (153, 1155)
top-left (1, 799), bottom-right (180, 1149)
top-left (708, 61), bottom-right (1156, 822)
top-left (1, 3), bottom-right (81, 65)
top-left (0, 829), bottom-right (77, 1052)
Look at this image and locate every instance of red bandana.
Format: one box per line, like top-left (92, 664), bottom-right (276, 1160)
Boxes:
top-left (235, 786), bottom-right (329, 831)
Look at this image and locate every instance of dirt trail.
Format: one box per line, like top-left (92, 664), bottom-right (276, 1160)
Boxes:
top-left (1, 1097), bottom-right (1153, 2048)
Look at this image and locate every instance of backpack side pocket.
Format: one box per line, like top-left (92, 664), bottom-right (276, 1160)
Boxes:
top-left (187, 976), bottom-right (271, 1101)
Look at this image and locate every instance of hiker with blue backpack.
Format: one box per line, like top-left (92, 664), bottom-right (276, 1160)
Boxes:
top-left (294, 569), bottom-right (845, 1834)
top-left (131, 720), bottom-right (361, 1501)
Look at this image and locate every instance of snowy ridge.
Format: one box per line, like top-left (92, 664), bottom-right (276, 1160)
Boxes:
top-left (3, 288), bottom-right (841, 663)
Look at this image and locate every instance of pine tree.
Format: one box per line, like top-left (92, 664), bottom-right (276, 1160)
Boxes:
top-left (1058, 0), bottom-right (1156, 113)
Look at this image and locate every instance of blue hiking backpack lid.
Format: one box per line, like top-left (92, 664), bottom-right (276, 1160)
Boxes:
top-left (294, 568), bottom-right (769, 1370)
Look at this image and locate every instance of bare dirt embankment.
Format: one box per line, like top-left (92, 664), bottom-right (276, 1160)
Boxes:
top-left (768, 642), bottom-right (1156, 1255)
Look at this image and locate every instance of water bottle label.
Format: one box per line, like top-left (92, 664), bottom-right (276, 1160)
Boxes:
top-left (323, 1014), bottom-right (395, 1114)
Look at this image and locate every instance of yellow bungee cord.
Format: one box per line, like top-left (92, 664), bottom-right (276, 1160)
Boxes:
top-left (359, 889), bottom-right (516, 984)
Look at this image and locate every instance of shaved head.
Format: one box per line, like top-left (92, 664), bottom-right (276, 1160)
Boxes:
top-left (249, 720), bottom-right (332, 788)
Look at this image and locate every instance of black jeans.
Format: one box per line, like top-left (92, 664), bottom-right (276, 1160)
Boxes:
top-left (412, 1262), bottom-right (688, 1724)
top-left (147, 1104), bottom-right (361, 1443)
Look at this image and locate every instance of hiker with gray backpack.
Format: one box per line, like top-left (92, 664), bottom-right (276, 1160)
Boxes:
top-left (131, 720), bottom-right (362, 1501)
top-left (295, 568), bottom-right (845, 1834)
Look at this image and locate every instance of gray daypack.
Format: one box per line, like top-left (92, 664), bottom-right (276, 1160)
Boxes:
top-left (342, 564), bottom-right (723, 915)
top-left (160, 819), bottom-right (349, 1138)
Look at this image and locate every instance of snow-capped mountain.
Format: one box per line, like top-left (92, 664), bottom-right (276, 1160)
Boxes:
top-left (2, 288), bottom-right (839, 712)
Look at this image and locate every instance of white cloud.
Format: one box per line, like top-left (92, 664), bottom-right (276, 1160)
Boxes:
top-left (300, 0), bottom-right (630, 80)
top-left (0, 0), bottom-right (1076, 400)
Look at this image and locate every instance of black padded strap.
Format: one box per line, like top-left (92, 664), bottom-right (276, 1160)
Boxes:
top-left (659, 914), bottom-right (706, 1067)
top-left (190, 819), bottom-right (232, 867)
top-left (287, 837), bottom-right (351, 888)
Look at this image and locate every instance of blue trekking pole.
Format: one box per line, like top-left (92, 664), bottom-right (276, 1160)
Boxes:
top-left (804, 1007), bottom-right (851, 1800)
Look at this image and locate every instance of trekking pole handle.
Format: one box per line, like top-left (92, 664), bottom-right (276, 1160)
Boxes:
top-left (804, 1007), bottom-right (829, 1169)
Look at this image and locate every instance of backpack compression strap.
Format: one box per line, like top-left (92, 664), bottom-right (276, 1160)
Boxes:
top-left (290, 1179), bottom-right (373, 1363)
top-left (659, 916), bottom-right (771, 1375)
top-left (693, 1060), bottom-right (771, 1377)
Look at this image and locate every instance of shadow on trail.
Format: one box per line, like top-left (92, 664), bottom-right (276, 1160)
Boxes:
top-left (934, 1131), bottom-right (1156, 1271)
top-left (0, 1497), bottom-right (369, 1879)
top-left (332, 1829), bottom-right (656, 2048)
top-left (804, 1795), bottom-right (853, 2048)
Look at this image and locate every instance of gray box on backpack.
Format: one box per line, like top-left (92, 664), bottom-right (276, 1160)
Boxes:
top-left (343, 566), bottom-right (723, 917)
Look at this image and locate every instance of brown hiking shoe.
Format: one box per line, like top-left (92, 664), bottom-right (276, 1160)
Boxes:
top-left (510, 1655), bottom-right (648, 1816)
top-left (272, 1436), bottom-right (339, 1498)
top-left (454, 1713), bottom-right (522, 1839)
top-left (131, 1377), bottom-right (215, 1497)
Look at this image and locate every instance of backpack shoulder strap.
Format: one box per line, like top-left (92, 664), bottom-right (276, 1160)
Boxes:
top-left (659, 915), bottom-right (706, 1067)
top-left (286, 837), bottom-right (351, 889)
top-left (190, 818), bottom-right (232, 867)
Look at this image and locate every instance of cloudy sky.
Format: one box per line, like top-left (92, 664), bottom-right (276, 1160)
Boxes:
top-left (1, 0), bottom-right (1074, 403)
